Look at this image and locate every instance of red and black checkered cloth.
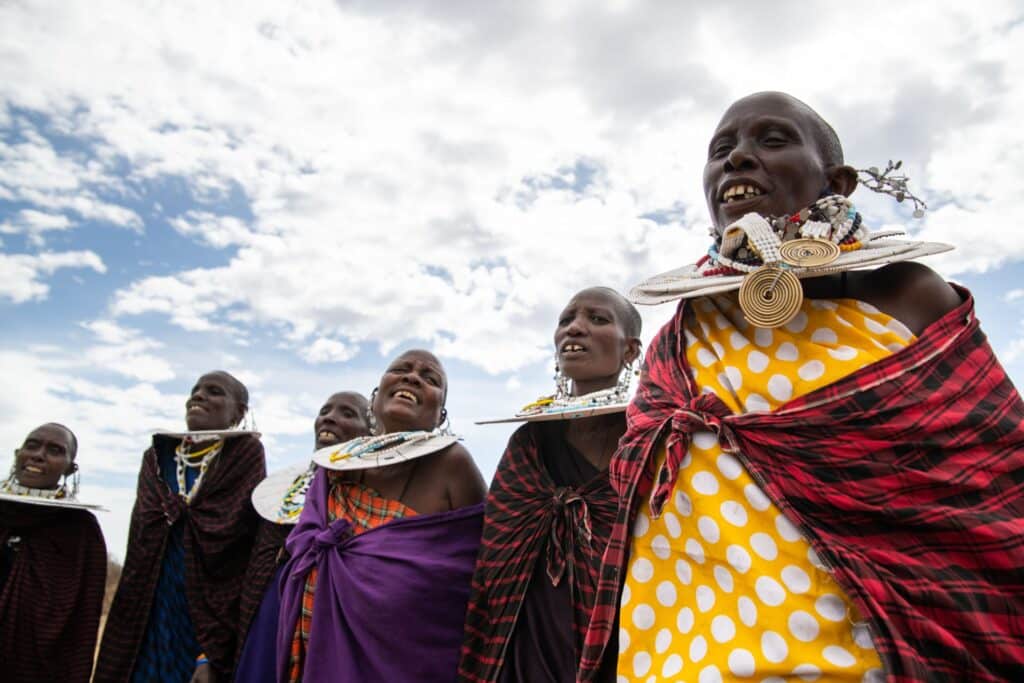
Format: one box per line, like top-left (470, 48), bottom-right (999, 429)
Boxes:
top-left (579, 289), bottom-right (1024, 683)
top-left (459, 423), bottom-right (617, 682)
top-left (94, 434), bottom-right (265, 682)
top-left (0, 502), bottom-right (106, 683)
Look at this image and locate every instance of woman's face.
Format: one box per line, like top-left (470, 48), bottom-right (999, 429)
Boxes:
top-left (314, 392), bottom-right (370, 449)
top-left (373, 350), bottom-right (446, 433)
top-left (703, 92), bottom-right (831, 233)
top-left (13, 424), bottom-right (75, 489)
top-left (185, 372), bottom-right (245, 431)
top-left (554, 290), bottom-right (637, 396)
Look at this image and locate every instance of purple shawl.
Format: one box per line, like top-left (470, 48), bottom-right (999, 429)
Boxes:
top-left (276, 467), bottom-right (484, 682)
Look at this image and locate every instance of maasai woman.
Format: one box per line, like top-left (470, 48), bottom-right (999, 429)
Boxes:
top-left (235, 391), bottom-right (370, 683)
top-left (278, 349), bottom-right (487, 682)
top-left (0, 423), bottom-right (107, 683)
top-left (460, 287), bottom-right (642, 683)
top-left (579, 92), bottom-right (1024, 682)
top-left (95, 371), bottom-right (266, 683)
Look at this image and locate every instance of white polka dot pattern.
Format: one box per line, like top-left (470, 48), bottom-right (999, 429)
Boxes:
top-left (617, 292), bottom-right (913, 681)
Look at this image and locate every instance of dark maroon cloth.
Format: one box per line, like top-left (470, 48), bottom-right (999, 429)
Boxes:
top-left (94, 434), bottom-right (266, 682)
top-left (460, 421), bottom-right (618, 682)
top-left (236, 518), bottom-right (291, 668)
top-left (581, 289), bottom-right (1024, 683)
top-left (0, 501), bottom-right (107, 683)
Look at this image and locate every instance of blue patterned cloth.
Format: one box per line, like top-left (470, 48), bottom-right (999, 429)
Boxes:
top-left (130, 449), bottom-right (201, 682)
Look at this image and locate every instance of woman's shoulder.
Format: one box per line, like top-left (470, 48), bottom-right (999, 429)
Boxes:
top-left (855, 261), bottom-right (962, 336)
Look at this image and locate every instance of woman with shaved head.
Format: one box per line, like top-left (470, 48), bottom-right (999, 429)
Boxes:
top-left (579, 92), bottom-right (1024, 682)
top-left (0, 423), bottom-right (106, 683)
top-left (95, 371), bottom-right (266, 683)
top-left (460, 287), bottom-right (642, 683)
top-left (277, 349), bottom-right (487, 682)
top-left (235, 390), bottom-right (371, 683)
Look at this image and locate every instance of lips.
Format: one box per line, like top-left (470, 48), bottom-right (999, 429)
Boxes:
top-left (21, 465), bottom-right (44, 474)
top-left (560, 342), bottom-right (587, 354)
top-left (316, 428), bottom-right (342, 446)
top-left (392, 389), bottom-right (419, 405)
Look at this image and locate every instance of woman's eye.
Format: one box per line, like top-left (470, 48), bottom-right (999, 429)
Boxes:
top-left (591, 315), bottom-right (609, 324)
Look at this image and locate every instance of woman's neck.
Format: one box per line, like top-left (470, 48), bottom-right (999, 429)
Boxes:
top-left (563, 412), bottom-right (627, 472)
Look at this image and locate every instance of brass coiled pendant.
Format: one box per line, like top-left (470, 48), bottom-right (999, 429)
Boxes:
top-left (738, 266), bottom-right (803, 328)
top-left (779, 238), bottom-right (840, 267)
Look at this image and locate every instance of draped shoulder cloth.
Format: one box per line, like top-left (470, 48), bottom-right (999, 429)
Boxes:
top-left (0, 503), bottom-right (107, 683)
top-left (277, 467), bottom-right (484, 683)
top-left (94, 434), bottom-right (266, 682)
top-left (459, 423), bottom-right (617, 682)
top-left (579, 289), bottom-right (1024, 682)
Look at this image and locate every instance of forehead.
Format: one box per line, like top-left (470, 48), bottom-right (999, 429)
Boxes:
top-left (390, 350), bottom-right (444, 374)
top-left (713, 94), bottom-right (814, 137)
top-left (563, 290), bottom-right (621, 315)
top-left (194, 372), bottom-right (233, 390)
top-left (322, 392), bottom-right (365, 410)
top-left (23, 425), bottom-right (72, 447)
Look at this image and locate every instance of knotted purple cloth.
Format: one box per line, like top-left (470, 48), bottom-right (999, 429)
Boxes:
top-left (276, 467), bottom-right (484, 682)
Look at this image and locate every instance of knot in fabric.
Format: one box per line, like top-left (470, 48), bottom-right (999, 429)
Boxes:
top-left (650, 392), bottom-right (736, 518)
top-left (313, 519), bottom-right (353, 552)
top-left (546, 486), bottom-right (593, 587)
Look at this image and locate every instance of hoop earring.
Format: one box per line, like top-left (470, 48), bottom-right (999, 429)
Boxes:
top-left (366, 388), bottom-right (380, 434)
top-left (437, 407), bottom-right (452, 435)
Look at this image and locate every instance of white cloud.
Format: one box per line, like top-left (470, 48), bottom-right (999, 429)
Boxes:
top-left (0, 250), bottom-right (106, 302)
top-left (169, 211), bottom-right (254, 249)
top-left (302, 337), bottom-right (358, 364)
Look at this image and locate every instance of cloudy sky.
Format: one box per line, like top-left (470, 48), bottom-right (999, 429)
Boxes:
top-left (2, 0), bottom-right (1023, 558)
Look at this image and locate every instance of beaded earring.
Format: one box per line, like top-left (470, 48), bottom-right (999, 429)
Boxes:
top-left (366, 388), bottom-right (380, 434)
top-left (615, 360), bottom-right (637, 399)
top-left (66, 469), bottom-right (80, 500)
top-left (553, 360), bottom-right (572, 399)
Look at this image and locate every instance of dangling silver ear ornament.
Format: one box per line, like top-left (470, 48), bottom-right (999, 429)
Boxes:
top-left (857, 160), bottom-right (927, 218)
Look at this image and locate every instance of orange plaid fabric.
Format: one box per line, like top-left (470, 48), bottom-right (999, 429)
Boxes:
top-left (286, 477), bottom-right (417, 682)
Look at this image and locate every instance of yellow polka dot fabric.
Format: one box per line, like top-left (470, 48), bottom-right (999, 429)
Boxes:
top-left (617, 293), bottom-right (915, 683)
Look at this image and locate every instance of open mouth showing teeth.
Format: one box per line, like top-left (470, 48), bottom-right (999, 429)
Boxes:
top-left (721, 184), bottom-right (763, 203)
top-left (562, 343), bottom-right (585, 353)
top-left (23, 465), bottom-right (44, 474)
top-left (394, 390), bottom-right (419, 404)
top-left (317, 430), bottom-right (339, 443)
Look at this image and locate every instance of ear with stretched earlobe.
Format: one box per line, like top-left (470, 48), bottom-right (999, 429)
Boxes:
top-left (827, 164), bottom-right (858, 197)
top-left (65, 461), bottom-right (78, 476)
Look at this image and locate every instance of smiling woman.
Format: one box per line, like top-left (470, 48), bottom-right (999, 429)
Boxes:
top-left (0, 423), bottom-right (107, 683)
top-left (234, 390), bottom-right (371, 683)
top-left (580, 93), bottom-right (1024, 683)
top-left (94, 370), bottom-right (266, 683)
top-left (277, 349), bottom-right (487, 683)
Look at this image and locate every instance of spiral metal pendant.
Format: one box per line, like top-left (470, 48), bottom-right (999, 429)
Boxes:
top-left (738, 266), bottom-right (803, 328)
top-left (779, 238), bottom-right (840, 267)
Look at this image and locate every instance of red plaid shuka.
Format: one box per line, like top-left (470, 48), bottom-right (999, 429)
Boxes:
top-left (459, 423), bottom-right (617, 682)
top-left (287, 479), bottom-right (416, 682)
top-left (579, 289), bottom-right (1024, 683)
top-left (94, 434), bottom-right (266, 682)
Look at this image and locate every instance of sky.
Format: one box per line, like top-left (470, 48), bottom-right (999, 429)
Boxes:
top-left (2, 0), bottom-right (1023, 560)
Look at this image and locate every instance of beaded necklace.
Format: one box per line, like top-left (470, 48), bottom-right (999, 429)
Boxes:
top-left (327, 430), bottom-right (445, 464)
top-left (175, 439), bottom-right (223, 503)
top-left (704, 195), bottom-right (866, 276)
top-left (0, 477), bottom-right (67, 500)
top-left (276, 463), bottom-right (316, 521)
